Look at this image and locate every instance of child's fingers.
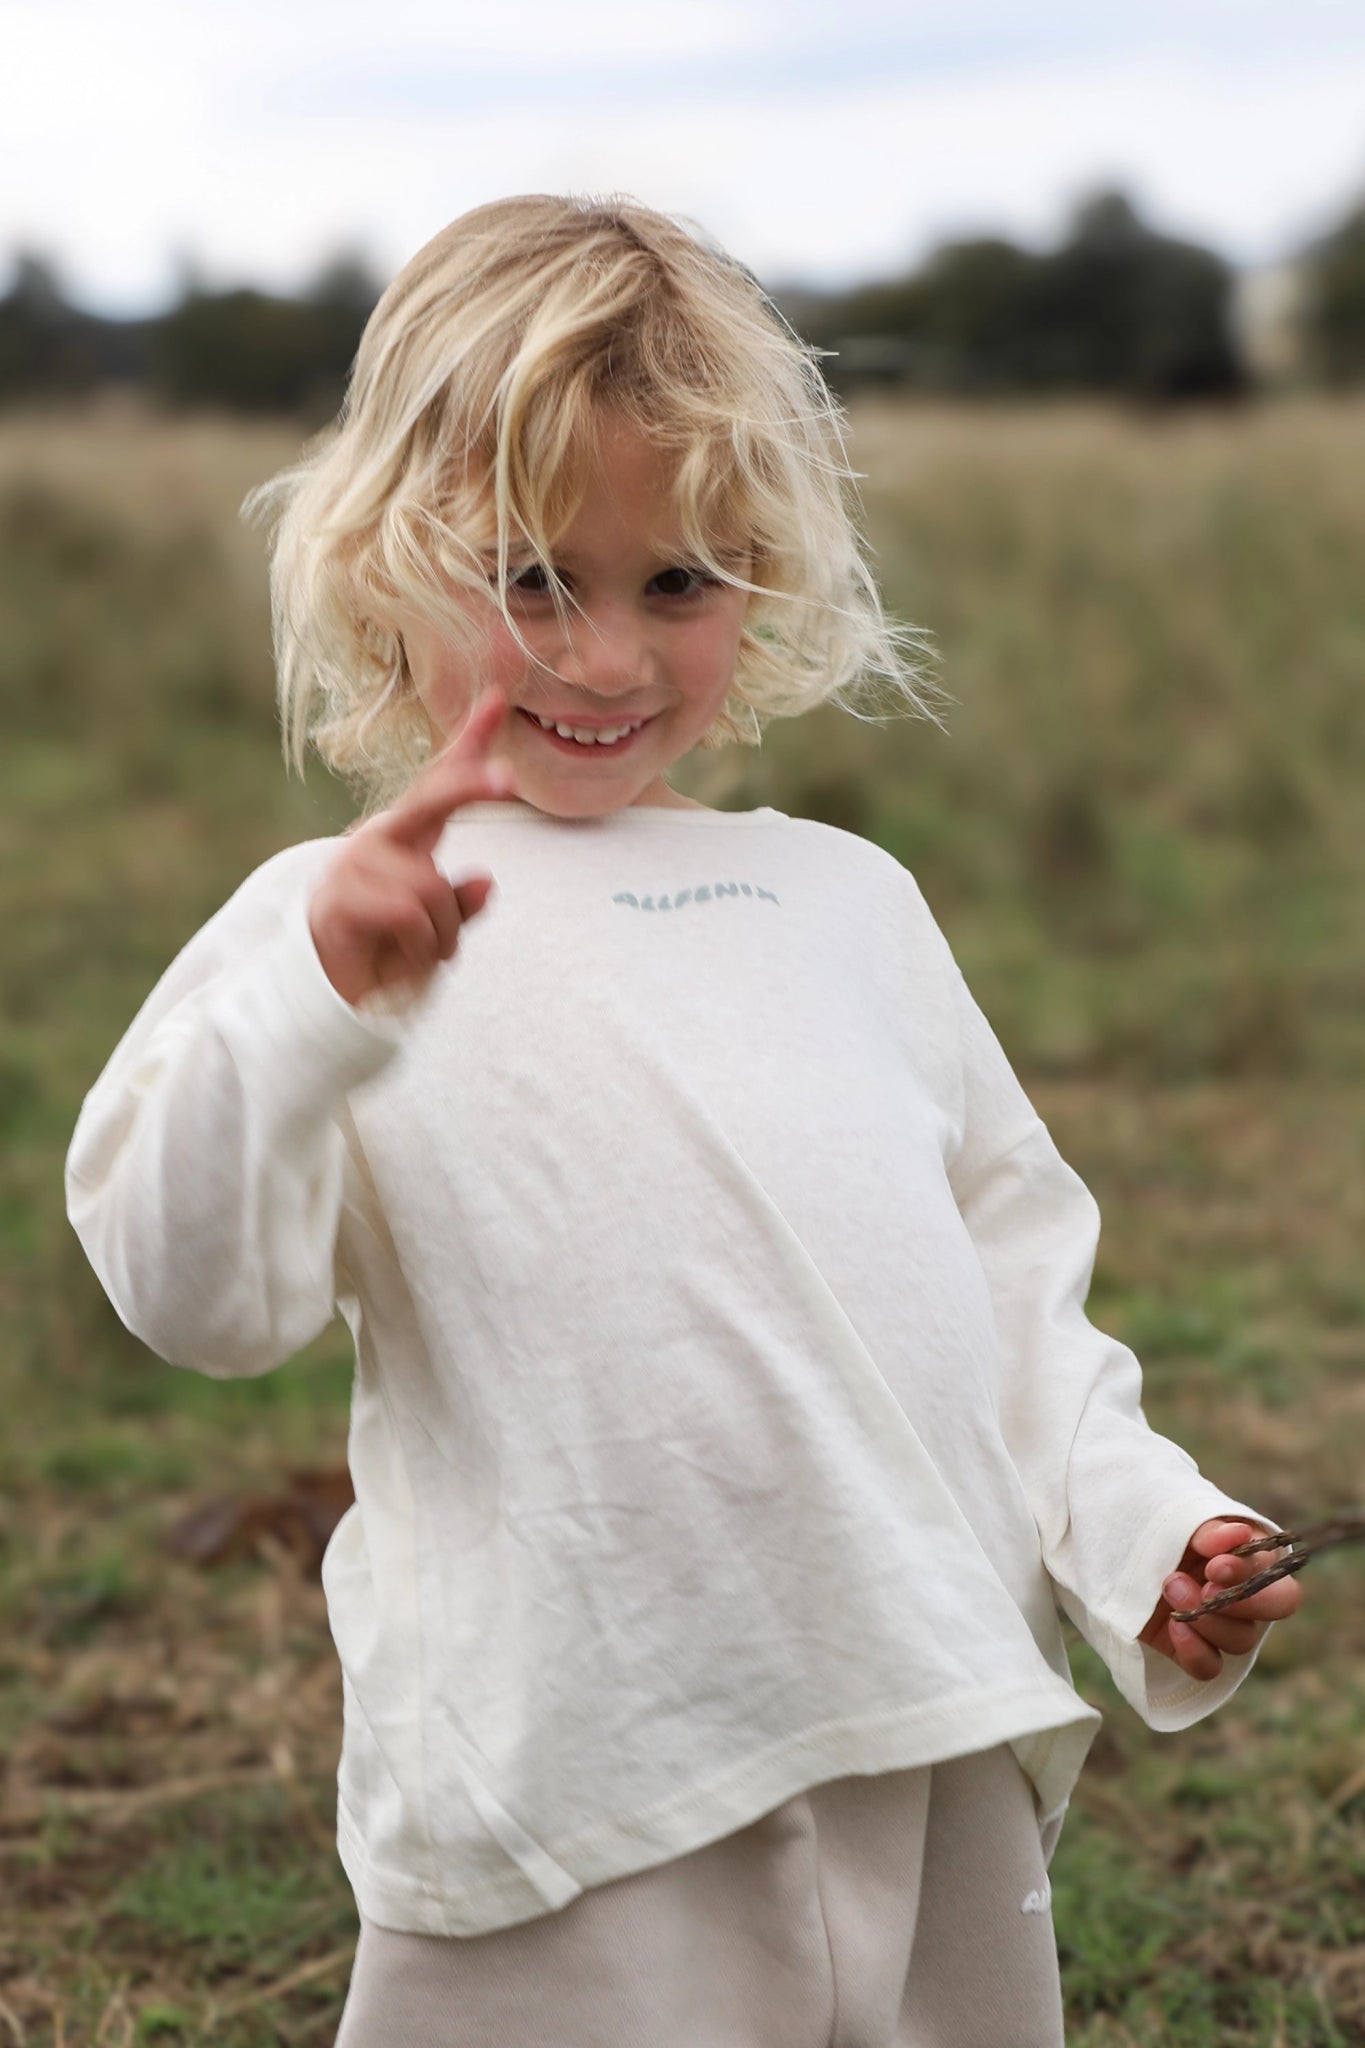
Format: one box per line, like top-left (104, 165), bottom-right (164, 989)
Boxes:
top-left (340, 878), bottom-right (449, 984)
top-left (440, 686), bottom-right (510, 768)
top-left (1204, 1544), bottom-right (1291, 1585)
top-left (384, 759), bottom-right (513, 853)
top-left (346, 838), bottom-right (492, 951)
top-left (1205, 1575), bottom-right (1302, 1625)
top-left (1182, 1610), bottom-right (1260, 1655)
top-left (1188, 1518), bottom-right (1264, 1560)
top-left (357, 871), bottom-right (495, 984)
top-left (384, 693), bottom-right (515, 847)
top-left (1203, 1542), bottom-right (1304, 1619)
top-left (1154, 1523), bottom-right (1301, 1682)
top-left (1166, 1619), bottom-right (1223, 1682)
top-left (1165, 1551), bottom-right (1300, 1633)
top-left (421, 871), bottom-right (496, 963)
top-left (451, 876), bottom-right (494, 928)
top-left (309, 822), bottom-right (499, 1003)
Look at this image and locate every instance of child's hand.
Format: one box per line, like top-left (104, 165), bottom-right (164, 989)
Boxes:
top-left (1139, 1518), bottom-right (1302, 1681)
top-left (309, 689), bottom-right (516, 1007)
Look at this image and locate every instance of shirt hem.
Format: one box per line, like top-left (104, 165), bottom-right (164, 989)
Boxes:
top-left (336, 1680), bottom-right (1100, 1937)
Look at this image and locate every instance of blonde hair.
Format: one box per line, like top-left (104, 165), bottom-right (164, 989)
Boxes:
top-left (243, 192), bottom-right (940, 813)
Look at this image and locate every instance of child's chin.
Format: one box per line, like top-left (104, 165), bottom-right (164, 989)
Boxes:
top-left (521, 775), bottom-right (644, 820)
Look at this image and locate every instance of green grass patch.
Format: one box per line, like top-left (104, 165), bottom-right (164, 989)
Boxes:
top-left (100, 1787), bottom-right (356, 1969)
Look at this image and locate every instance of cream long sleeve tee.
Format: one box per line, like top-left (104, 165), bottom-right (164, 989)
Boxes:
top-left (66, 801), bottom-right (1271, 1936)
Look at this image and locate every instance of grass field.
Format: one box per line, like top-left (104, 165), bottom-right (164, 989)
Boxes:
top-left (2, 392), bottom-right (1364, 2044)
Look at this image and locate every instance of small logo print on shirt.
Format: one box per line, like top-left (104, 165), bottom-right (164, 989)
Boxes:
top-left (1020, 1882), bottom-right (1052, 1916)
top-left (612, 882), bottom-right (780, 912)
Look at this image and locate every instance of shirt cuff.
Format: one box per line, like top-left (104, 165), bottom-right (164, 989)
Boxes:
top-left (1101, 1491), bottom-right (1278, 1729)
top-left (1112, 1635), bottom-right (1266, 1729)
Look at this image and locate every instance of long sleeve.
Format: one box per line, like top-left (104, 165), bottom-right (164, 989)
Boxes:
top-left (943, 956), bottom-right (1272, 1728)
top-left (65, 844), bottom-right (410, 1379)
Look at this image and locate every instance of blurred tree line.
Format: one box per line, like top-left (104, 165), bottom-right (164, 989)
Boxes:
top-left (0, 251), bottom-right (379, 416)
top-left (780, 188), bottom-right (1365, 401)
top-left (2, 186), bottom-right (1363, 413)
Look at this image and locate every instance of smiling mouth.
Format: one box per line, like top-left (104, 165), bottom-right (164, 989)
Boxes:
top-left (517, 708), bottom-right (653, 751)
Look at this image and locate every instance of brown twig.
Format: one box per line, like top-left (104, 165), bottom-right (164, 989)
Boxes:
top-left (1169, 1510), bottom-right (1365, 1620)
top-left (0, 1765), bottom-right (279, 1834)
top-left (203, 1944), bottom-right (355, 2022)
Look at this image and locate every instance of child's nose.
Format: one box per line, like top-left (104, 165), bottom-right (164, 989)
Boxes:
top-left (555, 604), bottom-right (655, 695)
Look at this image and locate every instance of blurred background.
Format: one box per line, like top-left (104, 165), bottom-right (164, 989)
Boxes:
top-left (3, 5), bottom-right (1365, 2042)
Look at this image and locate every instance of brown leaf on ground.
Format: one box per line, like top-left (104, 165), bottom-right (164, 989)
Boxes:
top-left (164, 1467), bottom-right (355, 1577)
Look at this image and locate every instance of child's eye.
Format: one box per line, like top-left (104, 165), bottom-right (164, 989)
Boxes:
top-left (651, 566), bottom-right (719, 598)
top-left (507, 563), bottom-right (555, 595)
top-left (502, 563), bottom-right (721, 600)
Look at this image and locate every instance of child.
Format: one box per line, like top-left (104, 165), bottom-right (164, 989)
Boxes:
top-left (66, 195), bottom-right (1299, 2046)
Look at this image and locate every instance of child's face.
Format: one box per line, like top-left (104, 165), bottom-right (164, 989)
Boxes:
top-left (402, 415), bottom-right (752, 815)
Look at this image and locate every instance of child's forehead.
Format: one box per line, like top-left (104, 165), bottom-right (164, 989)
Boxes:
top-left (484, 410), bottom-right (746, 549)
top-left (528, 409), bottom-right (688, 496)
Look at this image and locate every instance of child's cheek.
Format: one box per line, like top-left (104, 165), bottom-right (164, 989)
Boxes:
top-left (483, 615), bottom-right (539, 700)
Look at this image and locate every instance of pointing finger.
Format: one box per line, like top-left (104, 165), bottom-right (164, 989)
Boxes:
top-left (383, 693), bottom-right (516, 847)
top-left (441, 686), bottom-right (510, 766)
top-left (417, 688), bottom-right (510, 789)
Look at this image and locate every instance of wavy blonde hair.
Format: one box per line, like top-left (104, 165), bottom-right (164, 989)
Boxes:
top-left (243, 192), bottom-right (940, 813)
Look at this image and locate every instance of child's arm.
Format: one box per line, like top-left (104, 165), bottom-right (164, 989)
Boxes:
top-left (936, 933), bottom-right (1290, 1726)
top-left (65, 693), bottom-right (512, 1379)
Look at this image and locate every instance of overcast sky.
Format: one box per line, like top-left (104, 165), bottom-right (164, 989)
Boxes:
top-left (5, 0), bottom-right (1365, 315)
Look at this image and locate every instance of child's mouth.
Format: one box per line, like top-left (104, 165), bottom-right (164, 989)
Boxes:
top-left (517, 707), bottom-right (652, 755)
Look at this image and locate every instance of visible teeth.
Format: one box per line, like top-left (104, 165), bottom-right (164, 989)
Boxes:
top-left (532, 714), bottom-right (644, 746)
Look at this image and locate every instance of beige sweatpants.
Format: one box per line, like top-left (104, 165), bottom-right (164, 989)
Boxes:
top-left (333, 1742), bottom-right (1065, 2047)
